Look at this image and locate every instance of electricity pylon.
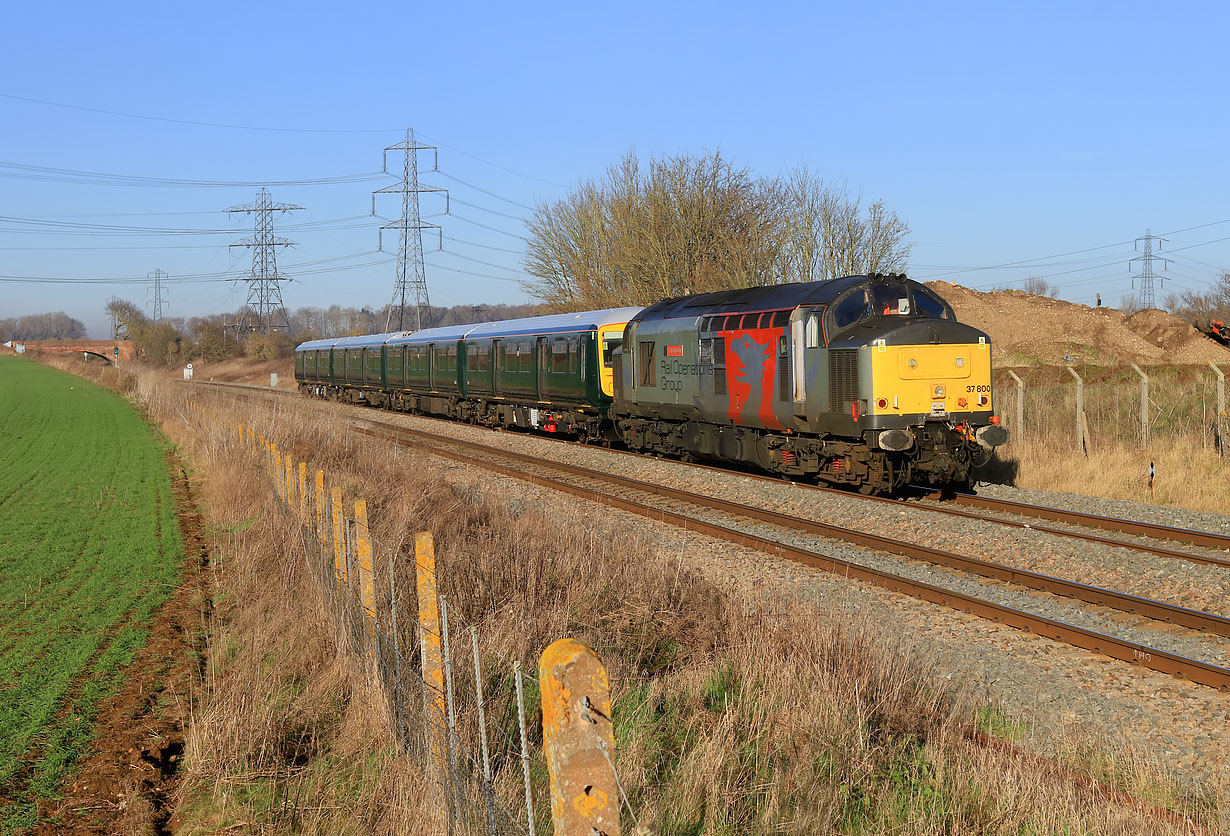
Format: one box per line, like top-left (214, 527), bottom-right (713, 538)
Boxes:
top-left (227, 188), bottom-right (302, 334)
top-left (373, 128), bottom-right (449, 332)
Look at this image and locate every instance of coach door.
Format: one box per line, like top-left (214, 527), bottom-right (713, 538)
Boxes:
top-left (427, 343), bottom-right (436, 391)
top-left (492, 340), bottom-right (501, 394)
top-left (536, 337), bottom-right (547, 401)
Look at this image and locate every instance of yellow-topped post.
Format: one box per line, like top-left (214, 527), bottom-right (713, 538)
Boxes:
top-left (539, 638), bottom-right (620, 836)
top-left (355, 499), bottom-right (376, 644)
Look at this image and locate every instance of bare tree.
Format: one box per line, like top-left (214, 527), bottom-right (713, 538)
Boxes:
top-left (1166, 272), bottom-right (1230, 324)
top-left (1021, 277), bottom-right (1059, 298)
top-left (524, 151), bottom-right (844, 310)
top-left (778, 167), bottom-right (911, 283)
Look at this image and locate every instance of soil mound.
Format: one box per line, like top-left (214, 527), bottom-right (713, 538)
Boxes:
top-left (927, 281), bottom-right (1230, 367)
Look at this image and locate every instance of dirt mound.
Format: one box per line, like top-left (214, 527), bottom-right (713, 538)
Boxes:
top-left (927, 281), bottom-right (1230, 367)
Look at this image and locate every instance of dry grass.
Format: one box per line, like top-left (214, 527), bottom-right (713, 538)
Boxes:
top-left (985, 435), bottom-right (1230, 513)
top-left (58, 362), bottom-right (1221, 835)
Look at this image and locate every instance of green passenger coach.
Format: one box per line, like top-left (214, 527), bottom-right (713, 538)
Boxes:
top-left (294, 308), bottom-right (642, 441)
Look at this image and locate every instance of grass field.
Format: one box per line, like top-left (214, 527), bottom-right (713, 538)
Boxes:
top-left (0, 356), bottom-right (185, 833)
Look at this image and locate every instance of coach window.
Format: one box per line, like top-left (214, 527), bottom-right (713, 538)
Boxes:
top-left (467, 343), bottom-right (479, 371)
top-left (551, 338), bottom-right (568, 373)
top-left (638, 341), bottom-right (656, 386)
top-left (522, 341), bottom-right (533, 372)
top-left (568, 338), bottom-right (578, 374)
top-left (476, 343), bottom-right (489, 371)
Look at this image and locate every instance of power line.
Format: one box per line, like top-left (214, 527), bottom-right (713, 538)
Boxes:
top-left (450, 196), bottom-right (528, 223)
top-left (0, 91), bottom-right (401, 134)
top-left (436, 171), bottom-right (537, 210)
top-left (0, 160), bottom-right (384, 188)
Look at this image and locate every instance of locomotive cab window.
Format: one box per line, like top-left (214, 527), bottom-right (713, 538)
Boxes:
top-left (870, 284), bottom-right (909, 316)
top-left (830, 291), bottom-right (868, 331)
top-left (601, 335), bottom-right (622, 368)
top-left (912, 286), bottom-right (955, 320)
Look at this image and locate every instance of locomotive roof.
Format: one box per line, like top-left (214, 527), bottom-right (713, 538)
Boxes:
top-left (631, 275), bottom-right (918, 322)
top-left (295, 307), bottom-right (643, 352)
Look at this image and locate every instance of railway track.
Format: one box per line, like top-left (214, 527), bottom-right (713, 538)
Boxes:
top-left (192, 380), bottom-right (1230, 568)
top-left (331, 416), bottom-right (1230, 690)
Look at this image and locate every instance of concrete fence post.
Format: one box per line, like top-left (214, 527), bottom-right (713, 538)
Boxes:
top-left (354, 500), bottom-right (376, 645)
top-left (1130, 363), bottom-right (1149, 448)
top-left (415, 532), bottom-right (450, 812)
top-left (1066, 366), bottom-right (1085, 453)
top-left (540, 638), bottom-right (621, 836)
top-left (1210, 362), bottom-right (1226, 457)
top-left (514, 661), bottom-right (538, 836)
top-left (315, 471), bottom-right (326, 545)
top-left (391, 553), bottom-right (405, 748)
top-left (471, 626), bottom-right (497, 836)
top-left (1006, 370), bottom-right (1024, 440)
top-left (440, 596), bottom-right (462, 821)
top-left (330, 487), bottom-right (345, 596)
top-left (298, 462), bottom-right (308, 523)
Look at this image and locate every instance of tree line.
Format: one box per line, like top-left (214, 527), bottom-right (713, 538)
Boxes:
top-left (99, 300), bottom-right (546, 366)
top-left (0, 312), bottom-right (87, 342)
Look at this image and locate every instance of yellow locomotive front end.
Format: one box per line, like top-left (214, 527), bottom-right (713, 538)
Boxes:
top-left (870, 339), bottom-right (993, 423)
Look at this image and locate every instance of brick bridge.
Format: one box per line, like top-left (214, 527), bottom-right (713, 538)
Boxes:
top-left (19, 340), bottom-right (137, 364)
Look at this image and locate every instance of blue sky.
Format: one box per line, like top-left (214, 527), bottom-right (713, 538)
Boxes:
top-left (3, 1), bottom-right (1228, 337)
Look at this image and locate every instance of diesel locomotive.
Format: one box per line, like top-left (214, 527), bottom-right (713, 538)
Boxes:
top-left (294, 274), bottom-right (1007, 493)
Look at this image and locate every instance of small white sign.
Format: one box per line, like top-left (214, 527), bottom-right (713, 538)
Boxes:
top-left (270, 373), bottom-right (278, 388)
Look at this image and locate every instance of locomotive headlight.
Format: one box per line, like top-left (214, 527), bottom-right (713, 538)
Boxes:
top-left (933, 384), bottom-right (946, 398)
top-left (955, 356), bottom-right (965, 368)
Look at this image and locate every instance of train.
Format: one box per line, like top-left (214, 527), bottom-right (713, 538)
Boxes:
top-left (294, 274), bottom-right (1008, 493)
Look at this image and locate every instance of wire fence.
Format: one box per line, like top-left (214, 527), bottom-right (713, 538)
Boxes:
top-left (190, 399), bottom-right (573, 835)
top-left (994, 363), bottom-right (1228, 453)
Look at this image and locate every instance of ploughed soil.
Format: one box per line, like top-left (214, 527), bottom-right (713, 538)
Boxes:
top-left (34, 451), bottom-right (210, 836)
top-left (927, 281), bottom-right (1230, 367)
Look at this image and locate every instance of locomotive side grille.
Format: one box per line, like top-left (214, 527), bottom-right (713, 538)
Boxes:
top-left (829, 349), bottom-right (859, 411)
top-left (715, 371), bottom-right (727, 396)
top-left (778, 354), bottom-right (790, 400)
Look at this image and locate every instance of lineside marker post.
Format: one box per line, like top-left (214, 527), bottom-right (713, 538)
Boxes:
top-left (331, 487), bottom-right (345, 596)
top-left (354, 499), bottom-right (377, 647)
top-left (414, 531), bottom-right (450, 819)
top-left (1210, 362), bottom-right (1226, 458)
top-left (1130, 364), bottom-right (1149, 448)
top-left (1066, 366), bottom-right (1085, 454)
top-left (1006, 370), bottom-right (1024, 440)
top-left (539, 638), bottom-right (621, 836)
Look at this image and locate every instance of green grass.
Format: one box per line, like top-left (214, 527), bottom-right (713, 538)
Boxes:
top-left (0, 356), bottom-right (185, 832)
